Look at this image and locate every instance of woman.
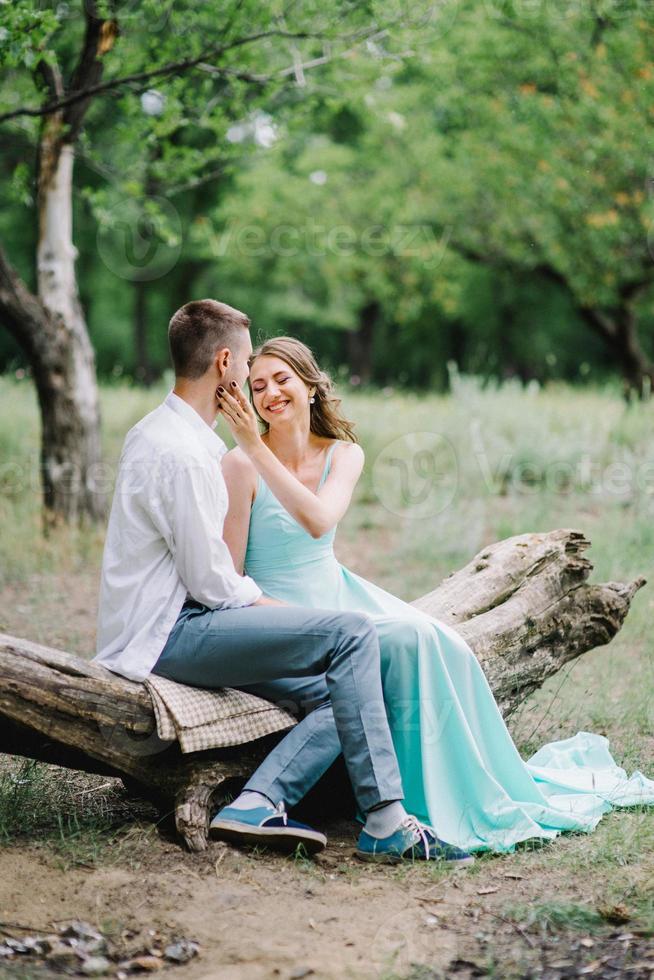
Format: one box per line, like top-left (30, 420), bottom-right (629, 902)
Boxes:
top-left (216, 336), bottom-right (654, 853)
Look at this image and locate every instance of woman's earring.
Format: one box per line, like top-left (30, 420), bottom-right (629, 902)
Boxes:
top-left (309, 396), bottom-right (315, 404)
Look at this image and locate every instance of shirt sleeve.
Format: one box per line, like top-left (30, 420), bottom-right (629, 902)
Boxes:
top-left (160, 454), bottom-right (262, 609)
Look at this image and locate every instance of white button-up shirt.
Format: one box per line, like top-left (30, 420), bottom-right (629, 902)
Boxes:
top-left (93, 391), bottom-right (261, 682)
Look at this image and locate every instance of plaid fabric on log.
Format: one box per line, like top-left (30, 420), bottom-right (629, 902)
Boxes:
top-left (144, 673), bottom-right (297, 753)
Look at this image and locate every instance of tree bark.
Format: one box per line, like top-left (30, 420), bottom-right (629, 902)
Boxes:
top-left (35, 135), bottom-right (106, 523)
top-left (536, 267), bottom-right (654, 399)
top-left (0, 244), bottom-right (102, 524)
top-left (576, 302), bottom-right (654, 400)
top-left (0, 529), bottom-right (645, 851)
top-left (347, 300), bottom-right (380, 384)
top-left (0, 6), bottom-right (117, 526)
top-left (133, 280), bottom-right (156, 385)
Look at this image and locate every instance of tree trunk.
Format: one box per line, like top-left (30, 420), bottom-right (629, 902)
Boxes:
top-left (0, 529), bottom-right (644, 851)
top-left (577, 303), bottom-right (654, 400)
top-left (133, 280), bottom-right (156, 385)
top-left (0, 6), bottom-right (117, 527)
top-left (36, 133), bottom-right (106, 524)
top-left (612, 306), bottom-right (654, 400)
top-left (347, 300), bottom-right (380, 384)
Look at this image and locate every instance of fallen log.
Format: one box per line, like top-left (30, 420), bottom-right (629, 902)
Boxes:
top-left (412, 528), bottom-right (645, 715)
top-left (0, 529), bottom-right (645, 851)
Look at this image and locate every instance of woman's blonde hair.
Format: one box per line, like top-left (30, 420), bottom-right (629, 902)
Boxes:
top-left (248, 337), bottom-right (357, 443)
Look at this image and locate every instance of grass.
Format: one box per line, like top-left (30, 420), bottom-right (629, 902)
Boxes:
top-left (503, 900), bottom-right (605, 935)
top-left (0, 756), bottom-right (160, 869)
top-left (503, 886), bottom-right (654, 939)
top-left (0, 371), bottom-right (652, 946)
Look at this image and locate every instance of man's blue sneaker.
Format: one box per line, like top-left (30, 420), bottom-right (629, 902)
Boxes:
top-left (209, 802), bottom-right (327, 855)
top-left (356, 815), bottom-right (474, 866)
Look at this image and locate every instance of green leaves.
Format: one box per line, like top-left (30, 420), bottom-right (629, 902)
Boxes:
top-left (0, 2), bottom-right (59, 70)
top-left (1, 0), bottom-right (652, 384)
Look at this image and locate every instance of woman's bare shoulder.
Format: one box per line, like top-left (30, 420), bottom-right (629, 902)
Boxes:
top-left (334, 439), bottom-right (364, 455)
top-left (221, 446), bottom-right (258, 483)
top-left (333, 440), bottom-right (364, 467)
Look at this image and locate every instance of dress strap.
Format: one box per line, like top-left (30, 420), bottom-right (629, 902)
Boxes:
top-left (255, 441), bottom-right (340, 500)
top-left (318, 440), bottom-right (340, 489)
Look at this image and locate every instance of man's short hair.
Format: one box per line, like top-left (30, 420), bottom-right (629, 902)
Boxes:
top-left (168, 299), bottom-right (250, 379)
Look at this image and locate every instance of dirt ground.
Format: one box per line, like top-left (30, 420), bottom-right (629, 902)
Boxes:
top-left (1, 572), bottom-right (653, 980)
top-left (1, 805), bottom-right (653, 980)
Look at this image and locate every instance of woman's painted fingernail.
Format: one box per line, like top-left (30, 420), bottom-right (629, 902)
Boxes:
top-left (231, 381), bottom-right (237, 387)
top-left (218, 386), bottom-right (225, 393)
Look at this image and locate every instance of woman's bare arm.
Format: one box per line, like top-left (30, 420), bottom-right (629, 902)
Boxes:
top-left (306, 441), bottom-right (365, 536)
top-left (218, 386), bottom-right (364, 538)
top-left (248, 439), bottom-right (364, 538)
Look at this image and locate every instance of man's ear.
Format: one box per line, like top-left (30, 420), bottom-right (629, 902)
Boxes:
top-left (214, 347), bottom-right (231, 380)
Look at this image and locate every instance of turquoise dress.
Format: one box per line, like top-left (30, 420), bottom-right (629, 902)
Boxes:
top-left (244, 441), bottom-right (654, 852)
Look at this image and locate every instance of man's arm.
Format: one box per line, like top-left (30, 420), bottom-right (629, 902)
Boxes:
top-left (164, 458), bottom-right (262, 609)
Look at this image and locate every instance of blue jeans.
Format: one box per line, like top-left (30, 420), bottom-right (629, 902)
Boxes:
top-left (152, 600), bottom-right (404, 813)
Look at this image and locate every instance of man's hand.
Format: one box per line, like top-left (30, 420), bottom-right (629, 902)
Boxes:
top-left (217, 382), bottom-right (262, 455)
top-left (253, 595), bottom-right (289, 607)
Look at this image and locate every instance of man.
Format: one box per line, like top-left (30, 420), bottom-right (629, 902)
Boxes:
top-left (93, 299), bottom-right (473, 866)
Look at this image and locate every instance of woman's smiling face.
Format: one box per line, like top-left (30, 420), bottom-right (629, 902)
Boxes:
top-left (249, 354), bottom-right (313, 425)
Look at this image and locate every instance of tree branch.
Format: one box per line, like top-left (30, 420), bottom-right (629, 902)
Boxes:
top-left (443, 235), bottom-right (624, 346)
top-left (64, 2), bottom-right (118, 142)
top-left (35, 58), bottom-right (64, 102)
top-left (575, 305), bottom-right (618, 344)
top-left (496, 14), bottom-right (560, 75)
top-left (167, 166), bottom-right (225, 197)
top-left (0, 244), bottom-right (53, 365)
top-left (619, 275), bottom-right (654, 304)
top-left (589, 0), bottom-right (610, 47)
top-left (0, 28), bottom-right (350, 124)
top-left (276, 28), bottom-right (389, 80)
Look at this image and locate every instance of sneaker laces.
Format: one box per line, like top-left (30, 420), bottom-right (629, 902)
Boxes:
top-left (400, 814), bottom-right (432, 860)
top-left (274, 801), bottom-right (288, 826)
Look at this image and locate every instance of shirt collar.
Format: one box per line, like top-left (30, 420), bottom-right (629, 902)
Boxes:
top-left (164, 391), bottom-right (227, 462)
